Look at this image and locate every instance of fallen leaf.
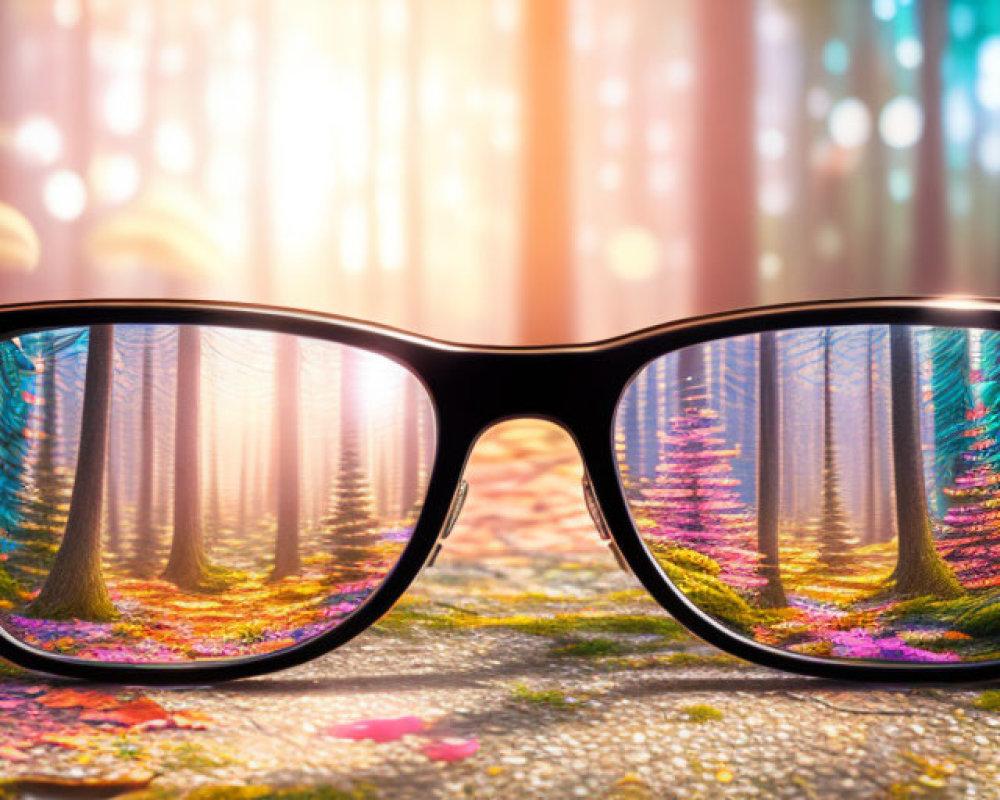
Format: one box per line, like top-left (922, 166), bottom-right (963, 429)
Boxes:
top-left (81, 697), bottom-right (171, 729)
top-left (327, 716), bottom-right (425, 743)
top-left (36, 689), bottom-right (119, 710)
top-left (422, 737), bottom-right (480, 762)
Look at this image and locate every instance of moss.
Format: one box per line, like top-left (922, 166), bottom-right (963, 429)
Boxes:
top-left (657, 546), bottom-right (721, 577)
top-left (956, 600), bottom-right (1000, 637)
top-left (509, 683), bottom-right (573, 708)
top-left (679, 703), bottom-right (723, 723)
top-left (659, 560), bottom-right (758, 632)
top-left (0, 659), bottom-right (27, 680)
top-left (376, 606), bottom-right (687, 640)
top-left (551, 638), bottom-right (626, 658)
top-left (974, 691), bottom-right (1000, 711)
top-left (666, 652), bottom-right (743, 668)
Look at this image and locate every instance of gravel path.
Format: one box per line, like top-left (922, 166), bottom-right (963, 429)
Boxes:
top-left (1, 421), bottom-right (999, 799)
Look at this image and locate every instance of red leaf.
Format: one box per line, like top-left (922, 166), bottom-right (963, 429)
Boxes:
top-left (80, 697), bottom-right (171, 729)
top-left (36, 689), bottom-right (119, 710)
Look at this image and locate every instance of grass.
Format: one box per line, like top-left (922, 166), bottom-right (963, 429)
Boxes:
top-left (509, 683), bottom-right (574, 708)
top-left (973, 690), bottom-right (1000, 711)
top-left (679, 703), bottom-right (724, 723)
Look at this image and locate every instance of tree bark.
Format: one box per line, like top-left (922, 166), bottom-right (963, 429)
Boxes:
top-left (270, 335), bottom-right (301, 580)
top-left (692, 0), bottom-right (756, 313)
top-left (27, 326), bottom-right (115, 620)
top-left (162, 326), bottom-right (207, 589)
top-left (757, 331), bottom-right (786, 607)
top-left (132, 327), bottom-right (156, 572)
top-left (889, 326), bottom-right (962, 598)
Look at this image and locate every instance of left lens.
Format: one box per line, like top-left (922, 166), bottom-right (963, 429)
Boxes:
top-left (614, 324), bottom-right (1000, 665)
top-left (0, 324), bottom-right (435, 665)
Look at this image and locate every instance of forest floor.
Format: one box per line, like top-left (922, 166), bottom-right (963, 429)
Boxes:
top-left (1, 421), bottom-right (1000, 800)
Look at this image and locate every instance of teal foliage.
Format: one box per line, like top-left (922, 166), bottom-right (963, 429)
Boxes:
top-left (0, 338), bottom-right (38, 535)
top-left (931, 328), bottom-right (971, 515)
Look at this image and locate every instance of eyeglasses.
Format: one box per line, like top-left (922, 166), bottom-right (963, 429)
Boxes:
top-left (1, 297), bottom-right (1000, 684)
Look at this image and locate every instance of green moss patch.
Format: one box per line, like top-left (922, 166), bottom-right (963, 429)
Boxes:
top-left (509, 683), bottom-right (574, 708)
top-left (974, 690), bottom-right (1000, 711)
top-left (550, 638), bottom-right (626, 658)
top-left (679, 703), bottom-right (723, 723)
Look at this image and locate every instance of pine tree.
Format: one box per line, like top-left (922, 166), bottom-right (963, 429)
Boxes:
top-left (817, 330), bottom-right (856, 567)
top-left (937, 402), bottom-right (1000, 589)
top-left (324, 349), bottom-right (379, 583)
top-left (642, 405), bottom-right (763, 591)
top-left (16, 335), bottom-right (74, 550)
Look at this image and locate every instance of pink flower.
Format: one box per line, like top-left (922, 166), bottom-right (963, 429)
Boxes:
top-left (422, 737), bottom-right (480, 762)
top-left (327, 715), bottom-right (425, 742)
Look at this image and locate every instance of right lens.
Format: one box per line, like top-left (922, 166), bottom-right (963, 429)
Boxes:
top-left (0, 324), bottom-right (435, 665)
top-left (615, 324), bottom-right (1000, 665)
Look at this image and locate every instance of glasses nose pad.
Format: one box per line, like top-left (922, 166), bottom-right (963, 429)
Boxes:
top-left (582, 473), bottom-right (630, 573)
top-left (424, 479), bottom-right (469, 568)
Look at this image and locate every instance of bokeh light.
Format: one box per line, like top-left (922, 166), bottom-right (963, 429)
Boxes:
top-left (895, 38), bottom-right (923, 69)
top-left (14, 115), bottom-right (62, 165)
top-left (888, 168), bottom-right (913, 203)
top-left (89, 154), bottom-right (140, 205)
top-left (154, 122), bottom-right (195, 174)
top-left (759, 251), bottom-right (782, 280)
top-left (605, 226), bottom-right (661, 282)
top-left (43, 170), bottom-right (87, 221)
top-left (945, 89), bottom-right (976, 145)
top-left (872, 0), bottom-right (896, 22)
top-left (757, 128), bottom-right (787, 160)
top-left (979, 133), bottom-right (1000, 174)
top-left (828, 97), bottom-right (871, 149)
top-left (878, 96), bottom-right (923, 149)
top-left (102, 79), bottom-right (144, 136)
top-left (823, 39), bottom-right (850, 75)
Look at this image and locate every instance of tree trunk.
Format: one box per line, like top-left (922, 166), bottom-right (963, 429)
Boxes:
top-left (400, 377), bottom-right (421, 518)
top-left (162, 326), bottom-right (207, 589)
top-left (270, 335), bottom-right (301, 580)
top-left (105, 405), bottom-right (122, 554)
top-left (132, 328), bottom-right (156, 573)
top-left (520, 0), bottom-right (571, 344)
top-left (889, 326), bottom-right (962, 598)
top-left (757, 331), bottom-right (786, 607)
top-left (27, 326), bottom-right (115, 620)
top-left (692, 0), bottom-right (756, 313)
top-left (819, 331), bottom-right (854, 565)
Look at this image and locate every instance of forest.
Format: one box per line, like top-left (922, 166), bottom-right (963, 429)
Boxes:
top-left (617, 323), bottom-right (1000, 664)
top-left (0, 323), bottom-right (434, 664)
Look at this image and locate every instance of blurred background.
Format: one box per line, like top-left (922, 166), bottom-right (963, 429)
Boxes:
top-left (0, 0), bottom-right (997, 345)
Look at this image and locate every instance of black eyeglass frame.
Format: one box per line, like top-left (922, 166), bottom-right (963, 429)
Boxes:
top-left (0, 296), bottom-right (998, 686)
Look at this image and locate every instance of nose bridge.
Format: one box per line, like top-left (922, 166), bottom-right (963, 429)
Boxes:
top-left (428, 348), bottom-right (618, 437)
